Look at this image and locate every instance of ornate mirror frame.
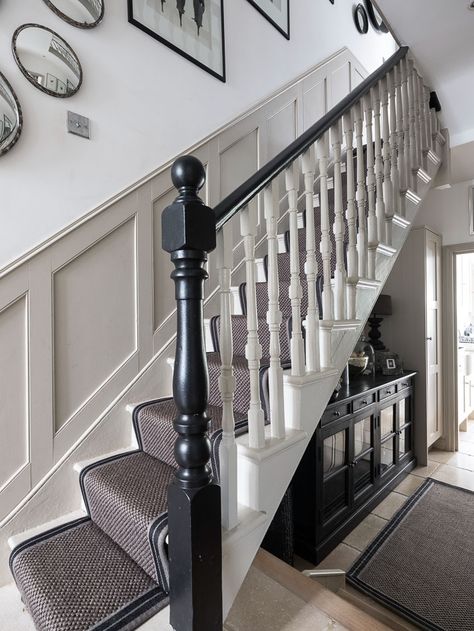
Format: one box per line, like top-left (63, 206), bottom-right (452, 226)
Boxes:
top-left (42, 0), bottom-right (105, 29)
top-left (12, 24), bottom-right (83, 99)
top-left (0, 71), bottom-right (23, 157)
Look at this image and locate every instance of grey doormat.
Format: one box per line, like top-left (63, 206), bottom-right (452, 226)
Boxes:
top-left (347, 479), bottom-right (474, 631)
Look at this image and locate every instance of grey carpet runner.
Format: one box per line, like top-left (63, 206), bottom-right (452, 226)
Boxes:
top-left (10, 173), bottom-right (349, 630)
top-left (347, 479), bottom-right (474, 631)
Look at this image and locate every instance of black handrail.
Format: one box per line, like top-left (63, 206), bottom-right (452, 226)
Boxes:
top-left (214, 46), bottom-right (409, 230)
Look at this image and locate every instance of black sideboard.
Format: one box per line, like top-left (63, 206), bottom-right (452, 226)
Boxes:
top-left (292, 371), bottom-right (416, 564)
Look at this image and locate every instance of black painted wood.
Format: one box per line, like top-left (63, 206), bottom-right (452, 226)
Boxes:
top-left (162, 156), bottom-right (222, 631)
top-left (293, 373), bottom-right (416, 564)
top-left (214, 46), bottom-right (409, 229)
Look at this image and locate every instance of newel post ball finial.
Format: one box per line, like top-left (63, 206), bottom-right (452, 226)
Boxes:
top-left (171, 154), bottom-right (206, 201)
top-left (162, 155), bottom-right (216, 254)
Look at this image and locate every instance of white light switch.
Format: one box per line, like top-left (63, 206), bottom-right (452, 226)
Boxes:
top-left (67, 111), bottom-right (90, 139)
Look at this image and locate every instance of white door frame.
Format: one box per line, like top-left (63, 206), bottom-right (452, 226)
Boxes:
top-left (442, 242), bottom-right (474, 452)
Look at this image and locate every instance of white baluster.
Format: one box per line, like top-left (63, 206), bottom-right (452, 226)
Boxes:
top-left (401, 57), bottom-right (411, 193)
top-left (217, 225), bottom-right (238, 530)
top-left (316, 133), bottom-right (333, 367)
top-left (409, 59), bottom-right (421, 177)
top-left (343, 111), bottom-right (358, 320)
top-left (331, 121), bottom-right (346, 319)
top-left (393, 65), bottom-right (403, 215)
top-left (407, 59), bottom-right (418, 189)
top-left (426, 88), bottom-right (434, 153)
top-left (364, 94), bottom-right (377, 280)
top-left (240, 203), bottom-right (265, 449)
top-left (418, 74), bottom-right (428, 170)
top-left (264, 181), bottom-right (285, 439)
top-left (302, 147), bottom-right (320, 373)
top-left (286, 162), bottom-right (305, 377)
top-left (388, 70), bottom-right (399, 221)
top-left (416, 71), bottom-right (425, 169)
top-left (423, 87), bottom-right (431, 153)
top-left (381, 77), bottom-right (393, 245)
top-left (396, 62), bottom-right (406, 215)
top-left (355, 101), bottom-right (368, 277)
top-left (372, 85), bottom-right (386, 244)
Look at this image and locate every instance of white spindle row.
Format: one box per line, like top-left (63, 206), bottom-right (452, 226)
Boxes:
top-left (215, 55), bottom-right (441, 531)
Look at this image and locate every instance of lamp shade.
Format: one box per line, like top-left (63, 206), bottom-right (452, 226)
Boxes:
top-left (372, 294), bottom-right (392, 316)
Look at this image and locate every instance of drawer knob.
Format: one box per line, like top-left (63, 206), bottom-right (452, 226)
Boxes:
top-left (333, 411), bottom-right (341, 417)
top-left (361, 400), bottom-right (368, 405)
top-left (385, 389), bottom-right (392, 394)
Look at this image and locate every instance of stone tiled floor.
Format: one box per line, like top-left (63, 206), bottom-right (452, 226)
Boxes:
top-left (225, 566), bottom-right (346, 631)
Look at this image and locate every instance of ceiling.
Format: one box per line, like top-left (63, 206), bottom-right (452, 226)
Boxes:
top-left (377, 0), bottom-right (474, 146)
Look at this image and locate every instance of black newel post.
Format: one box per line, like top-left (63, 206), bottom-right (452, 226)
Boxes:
top-left (162, 156), bottom-right (223, 631)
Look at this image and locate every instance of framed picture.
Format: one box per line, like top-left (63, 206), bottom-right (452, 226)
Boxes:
top-left (381, 353), bottom-right (404, 376)
top-left (128, 0), bottom-right (226, 82)
top-left (469, 185), bottom-right (474, 236)
top-left (246, 0), bottom-right (290, 39)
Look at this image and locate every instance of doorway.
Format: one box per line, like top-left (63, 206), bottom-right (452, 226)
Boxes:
top-left (443, 243), bottom-right (474, 453)
top-left (455, 252), bottom-right (474, 454)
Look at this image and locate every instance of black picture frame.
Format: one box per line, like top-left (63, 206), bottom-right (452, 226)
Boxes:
top-left (364, 0), bottom-right (388, 33)
top-left (128, 0), bottom-right (226, 83)
top-left (246, 0), bottom-right (290, 40)
top-left (354, 4), bottom-right (369, 35)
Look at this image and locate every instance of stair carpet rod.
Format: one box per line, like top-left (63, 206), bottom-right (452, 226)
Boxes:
top-left (161, 46), bottom-right (440, 630)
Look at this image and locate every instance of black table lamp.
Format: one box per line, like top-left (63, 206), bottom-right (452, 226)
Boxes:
top-left (368, 294), bottom-right (392, 350)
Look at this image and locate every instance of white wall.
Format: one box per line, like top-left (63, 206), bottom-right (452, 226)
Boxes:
top-left (0, 0), bottom-right (396, 270)
top-left (377, 0), bottom-right (474, 147)
top-left (414, 141), bottom-right (474, 245)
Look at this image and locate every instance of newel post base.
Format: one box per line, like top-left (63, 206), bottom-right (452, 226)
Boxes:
top-left (162, 155), bottom-right (223, 631)
top-left (168, 483), bottom-right (223, 631)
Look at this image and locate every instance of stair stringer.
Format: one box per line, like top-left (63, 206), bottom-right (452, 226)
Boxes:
top-left (220, 153), bottom-right (442, 618)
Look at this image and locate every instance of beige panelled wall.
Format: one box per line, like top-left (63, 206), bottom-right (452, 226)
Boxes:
top-left (0, 49), bottom-right (366, 522)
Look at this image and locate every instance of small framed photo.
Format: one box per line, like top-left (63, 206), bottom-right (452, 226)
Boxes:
top-left (381, 353), bottom-right (403, 376)
top-left (469, 185), bottom-right (474, 236)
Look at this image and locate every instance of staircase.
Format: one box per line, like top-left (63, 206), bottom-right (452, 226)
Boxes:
top-left (8, 47), bottom-right (445, 631)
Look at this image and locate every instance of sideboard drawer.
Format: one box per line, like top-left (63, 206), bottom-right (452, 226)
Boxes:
top-left (397, 379), bottom-right (412, 392)
top-left (321, 403), bottom-right (351, 425)
top-left (352, 392), bottom-right (376, 412)
top-left (379, 385), bottom-right (396, 400)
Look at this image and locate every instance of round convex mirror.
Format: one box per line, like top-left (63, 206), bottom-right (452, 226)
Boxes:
top-left (12, 24), bottom-right (82, 98)
top-left (43, 0), bottom-right (104, 29)
top-left (0, 71), bottom-right (22, 156)
top-left (365, 0), bottom-right (388, 33)
top-left (354, 4), bottom-right (369, 34)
